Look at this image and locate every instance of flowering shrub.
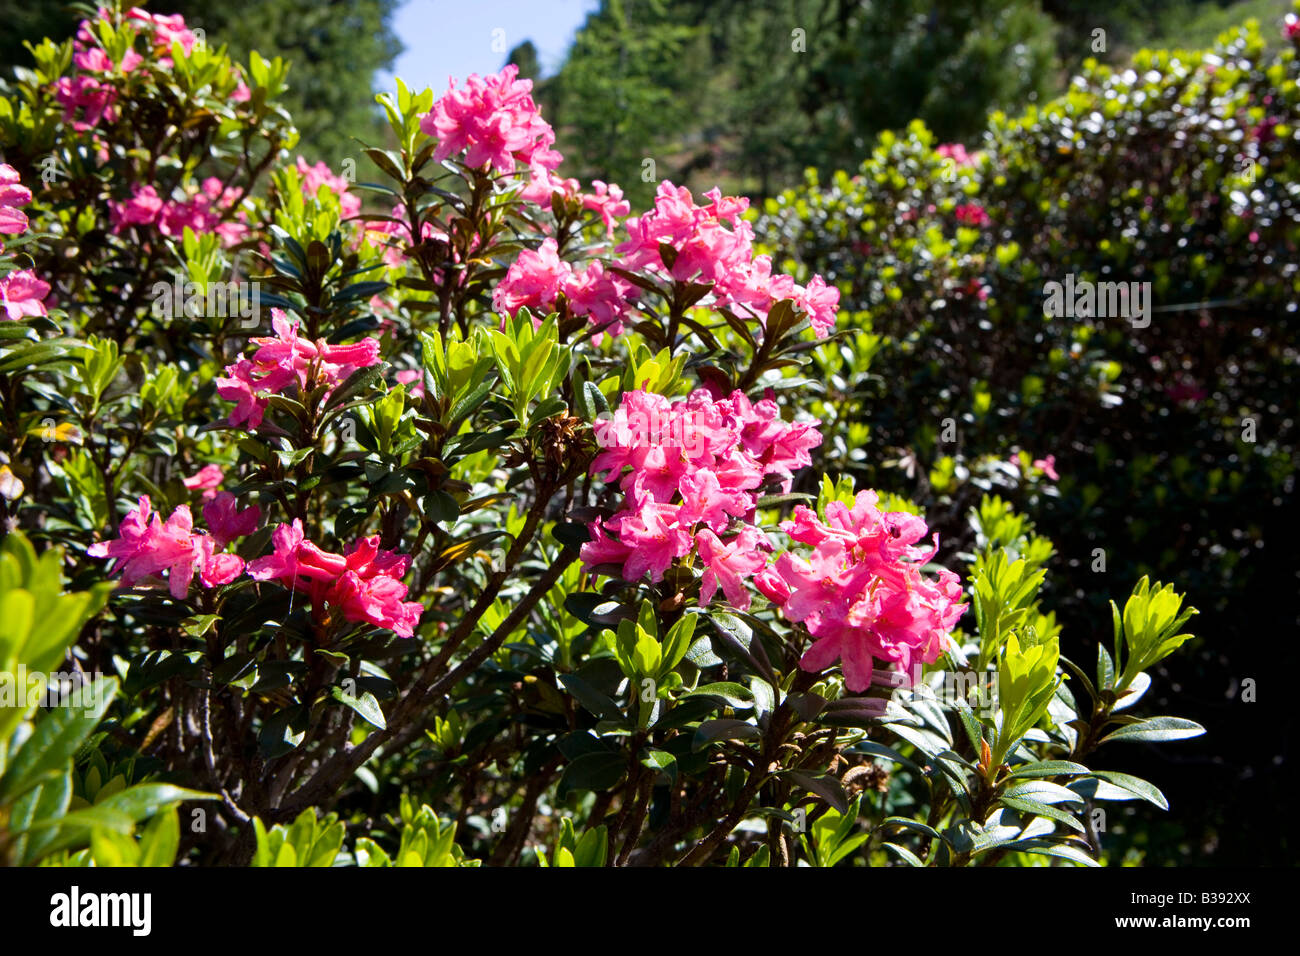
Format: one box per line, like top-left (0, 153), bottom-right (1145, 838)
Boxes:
top-left (0, 4), bottom-right (1212, 868)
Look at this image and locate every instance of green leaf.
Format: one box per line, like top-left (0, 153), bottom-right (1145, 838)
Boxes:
top-left (1090, 771), bottom-right (1169, 809)
top-left (882, 842), bottom-right (925, 866)
top-left (641, 750), bottom-right (678, 784)
top-left (1098, 716), bottom-right (1205, 745)
top-left (692, 718), bottom-right (761, 751)
top-left (558, 673), bottom-right (623, 720)
top-left (1007, 839), bottom-right (1099, 867)
top-left (138, 809), bottom-right (181, 867)
top-left (323, 364), bottom-right (385, 411)
top-left (784, 770), bottom-right (848, 813)
top-left (1007, 760), bottom-right (1090, 778)
top-left (998, 796), bottom-right (1085, 832)
top-left (557, 752), bottom-right (627, 797)
top-left (572, 825), bottom-right (608, 868)
top-left (1001, 780), bottom-right (1085, 806)
top-left (0, 677), bottom-right (116, 802)
top-left (684, 682), bottom-right (754, 708)
top-left (331, 686), bottom-right (387, 730)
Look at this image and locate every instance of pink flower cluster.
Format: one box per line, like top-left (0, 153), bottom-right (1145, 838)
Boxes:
top-left (216, 310), bottom-right (382, 429)
top-left (753, 492), bottom-right (967, 692)
top-left (248, 522), bottom-right (424, 637)
top-left (57, 8), bottom-right (215, 131)
top-left (89, 492), bottom-right (260, 598)
top-left (125, 7), bottom-right (201, 60)
top-left (0, 164), bottom-right (50, 321)
top-left (297, 157), bottom-right (361, 219)
top-left (954, 203), bottom-right (991, 227)
top-left (493, 238), bottom-right (635, 340)
top-left (580, 388), bottom-right (822, 607)
top-left (520, 168), bottom-right (630, 238)
top-left (0, 164), bottom-right (31, 239)
top-left (618, 182), bottom-right (839, 337)
top-left (109, 178), bottom-right (244, 243)
top-left (421, 64), bottom-right (560, 175)
top-left (937, 143), bottom-right (975, 167)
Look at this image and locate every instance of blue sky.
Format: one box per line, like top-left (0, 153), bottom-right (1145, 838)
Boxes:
top-left (377, 0), bottom-right (601, 95)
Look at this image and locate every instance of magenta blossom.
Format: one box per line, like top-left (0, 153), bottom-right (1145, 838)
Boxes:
top-left (215, 311), bottom-right (382, 429)
top-left (88, 495), bottom-right (254, 599)
top-left (581, 388), bottom-right (822, 603)
top-left (0, 270), bottom-right (51, 320)
top-left (618, 181), bottom-right (839, 337)
top-left (1032, 455), bottom-right (1060, 481)
top-left (757, 492), bottom-right (967, 692)
top-left (0, 164), bottom-right (32, 236)
top-left (954, 203), bottom-right (990, 227)
top-left (183, 464), bottom-right (225, 498)
top-left (296, 157), bottom-right (361, 219)
top-left (203, 491), bottom-right (261, 548)
top-left (421, 64), bottom-right (560, 175)
top-left (248, 521), bottom-right (424, 637)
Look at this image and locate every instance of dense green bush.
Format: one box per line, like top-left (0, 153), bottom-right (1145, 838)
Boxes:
top-left (752, 13), bottom-right (1297, 863)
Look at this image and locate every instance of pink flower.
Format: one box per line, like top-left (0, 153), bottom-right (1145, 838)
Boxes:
top-left (182, 464), bottom-right (225, 497)
top-left (0, 270), bottom-right (50, 320)
top-left (296, 157), bottom-right (361, 219)
top-left (109, 184), bottom-right (165, 232)
top-left (127, 8), bottom-right (200, 56)
top-left (617, 181), bottom-right (835, 338)
top-left (0, 164), bottom-right (32, 236)
top-left (582, 388), bottom-right (823, 591)
top-left (109, 180), bottom-right (239, 239)
top-left (560, 261), bottom-right (633, 339)
top-left (937, 143), bottom-right (974, 166)
top-left (696, 527), bottom-right (768, 610)
top-left (54, 75), bottom-right (119, 130)
top-left (760, 492), bottom-right (966, 692)
top-left (248, 523), bottom-right (424, 637)
top-left (954, 203), bottom-right (990, 227)
top-left (88, 495), bottom-right (247, 599)
top-left (1032, 455), bottom-right (1059, 481)
top-left (203, 491), bottom-right (260, 547)
top-left (394, 368), bottom-right (426, 399)
top-left (214, 359), bottom-right (266, 429)
top-left (583, 180), bottom-right (630, 237)
top-left (519, 161), bottom-right (579, 209)
top-left (494, 239), bottom-right (634, 338)
top-left (216, 311), bottom-right (382, 428)
top-left (421, 64), bottom-right (559, 174)
top-left (195, 536), bottom-right (245, 587)
top-left (677, 468), bottom-right (751, 532)
top-left (793, 275), bottom-right (840, 338)
top-left (602, 500), bottom-right (694, 582)
top-left (493, 238), bottom-right (571, 317)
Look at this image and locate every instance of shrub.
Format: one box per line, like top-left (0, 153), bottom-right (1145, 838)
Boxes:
top-left (0, 3), bottom-right (1216, 867)
top-left (751, 12), bottom-right (1297, 863)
